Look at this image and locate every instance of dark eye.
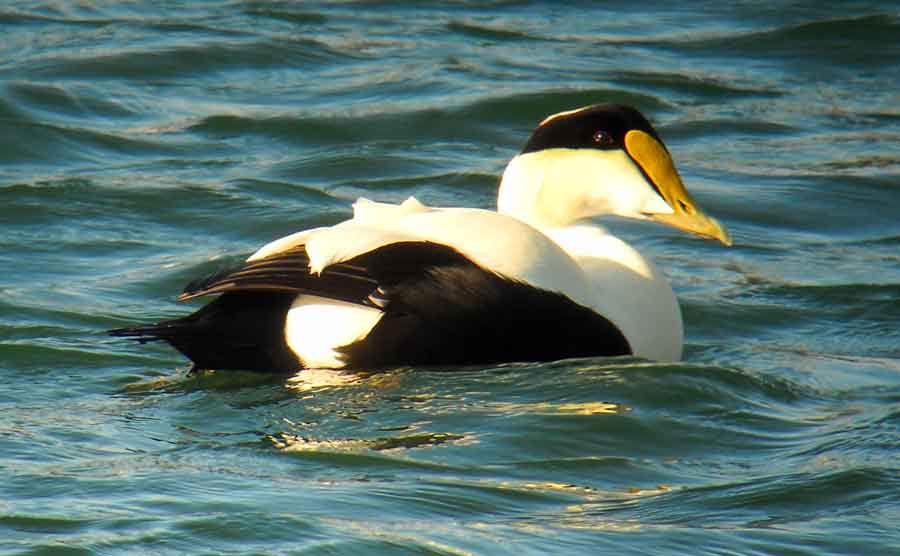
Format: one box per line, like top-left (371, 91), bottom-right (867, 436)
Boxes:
top-left (592, 130), bottom-right (614, 146)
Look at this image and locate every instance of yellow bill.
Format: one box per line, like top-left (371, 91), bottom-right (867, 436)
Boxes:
top-left (624, 130), bottom-right (732, 246)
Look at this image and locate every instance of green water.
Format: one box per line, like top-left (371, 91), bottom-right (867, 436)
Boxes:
top-left (2, 2), bottom-right (899, 555)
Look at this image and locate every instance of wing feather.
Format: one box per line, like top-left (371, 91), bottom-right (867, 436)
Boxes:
top-left (178, 245), bottom-right (377, 303)
top-left (176, 241), bottom-right (469, 305)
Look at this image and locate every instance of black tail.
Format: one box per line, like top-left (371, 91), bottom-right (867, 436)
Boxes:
top-left (110, 292), bottom-right (301, 373)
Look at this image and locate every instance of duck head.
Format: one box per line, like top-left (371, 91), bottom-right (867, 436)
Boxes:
top-left (497, 103), bottom-right (731, 246)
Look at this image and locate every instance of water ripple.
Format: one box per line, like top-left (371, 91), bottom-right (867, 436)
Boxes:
top-left (2, 2), bottom-right (899, 555)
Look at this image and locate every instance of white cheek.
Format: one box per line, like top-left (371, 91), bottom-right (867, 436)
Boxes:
top-left (639, 191), bottom-right (673, 215)
top-left (583, 150), bottom-right (671, 218)
top-left (500, 148), bottom-right (673, 226)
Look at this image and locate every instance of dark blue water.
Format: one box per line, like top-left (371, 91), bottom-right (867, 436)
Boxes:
top-left (2, 2), bottom-right (899, 555)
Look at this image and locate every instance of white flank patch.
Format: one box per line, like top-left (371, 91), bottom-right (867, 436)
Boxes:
top-left (284, 295), bottom-right (383, 369)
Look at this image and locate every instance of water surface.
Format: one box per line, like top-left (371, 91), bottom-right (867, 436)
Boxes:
top-left (2, 2), bottom-right (899, 555)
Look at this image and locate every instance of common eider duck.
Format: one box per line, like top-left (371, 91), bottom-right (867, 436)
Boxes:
top-left (111, 104), bottom-right (731, 373)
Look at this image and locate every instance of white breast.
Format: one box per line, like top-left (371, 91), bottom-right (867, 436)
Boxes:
top-left (543, 226), bottom-right (683, 361)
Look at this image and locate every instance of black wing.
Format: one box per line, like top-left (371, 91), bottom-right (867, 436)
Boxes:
top-left (178, 241), bottom-right (484, 305)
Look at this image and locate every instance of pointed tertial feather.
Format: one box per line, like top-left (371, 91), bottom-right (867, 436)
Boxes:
top-left (177, 244), bottom-right (378, 304)
top-left (175, 241), bottom-right (474, 307)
